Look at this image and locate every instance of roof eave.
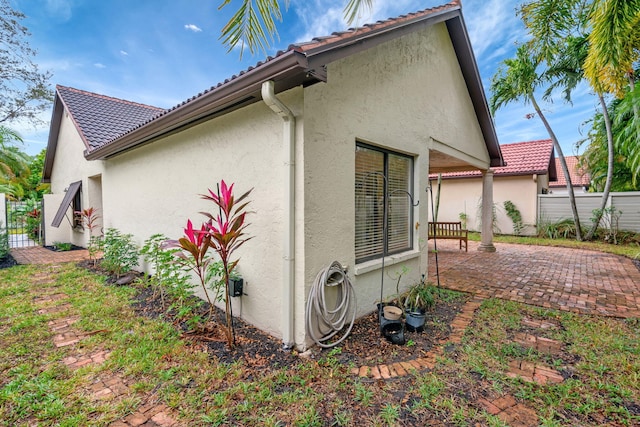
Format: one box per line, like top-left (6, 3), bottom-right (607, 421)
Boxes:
top-left (42, 93), bottom-right (64, 183)
top-left (85, 50), bottom-right (313, 160)
top-left (445, 15), bottom-right (504, 168)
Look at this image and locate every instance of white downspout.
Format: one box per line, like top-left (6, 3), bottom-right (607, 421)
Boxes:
top-left (261, 80), bottom-right (296, 349)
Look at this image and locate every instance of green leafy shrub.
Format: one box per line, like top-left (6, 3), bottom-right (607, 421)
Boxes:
top-left (504, 200), bottom-right (524, 235)
top-left (87, 235), bottom-right (103, 266)
top-left (53, 241), bottom-right (72, 251)
top-left (591, 206), bottom-right (622, 244)
top-left (401, 282), bottom-right (436, 313)
top-left (140, 234), bottom-right (194, 308)
top-left (458, 212), bottom-right (468, 229)
top-left (102, 228), bottom-right (139, 277)
top-left (537, 217), bottom-right (577, 239)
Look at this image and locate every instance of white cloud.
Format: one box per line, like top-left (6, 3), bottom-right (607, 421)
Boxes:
top-left (292, 0), bottom-right (424, 43)
top-left (464, 0), bottom-right (525, 60)
top-left (46, 0), bottom-right (72, 21)
top-left (94, 63), bottom-right (106, 69)
top-left (120, 50), bottom-right (129, 56)
top-left (184, 24), bottom-right (203, 32)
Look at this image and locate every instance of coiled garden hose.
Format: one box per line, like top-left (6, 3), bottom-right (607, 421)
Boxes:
top-left (305, 261), bottom-right (357, 348)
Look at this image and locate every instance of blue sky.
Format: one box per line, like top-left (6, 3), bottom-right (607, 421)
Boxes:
top-left (13, 0), bottom-right (600, 157)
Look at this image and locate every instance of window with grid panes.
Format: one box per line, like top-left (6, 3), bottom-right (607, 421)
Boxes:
top-left (355, 143), bottom-right (413, 263)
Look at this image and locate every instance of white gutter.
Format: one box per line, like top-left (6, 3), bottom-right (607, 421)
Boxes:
top-left (261, 80), bottom-right (296, 350)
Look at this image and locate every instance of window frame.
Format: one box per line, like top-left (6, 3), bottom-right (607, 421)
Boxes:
top-left (355, 142), bottom-right (414, 264)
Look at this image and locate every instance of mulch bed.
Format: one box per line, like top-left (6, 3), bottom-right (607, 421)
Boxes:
top-left (0, 254), bottom-right (17, 269)
top-left (73, 259), bottom-right (468, 372)
top-left (76, 260), bottom-right (467, 369)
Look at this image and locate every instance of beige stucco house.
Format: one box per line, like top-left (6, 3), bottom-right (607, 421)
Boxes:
top-left (42, 1), bottom-right (503, 350)
top-left (432, 140), bottom-right (555, 236)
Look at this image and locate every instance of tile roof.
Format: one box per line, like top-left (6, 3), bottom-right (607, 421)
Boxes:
top-left (56, 85), bottom-right (164, 150)
top-left (95, 0), bottom-right (463, 149)
top-left (291, 0), bottom-right (461, 53)
top-left (433, 139), bottom-right (555, 179)
top-left (549, 156), bottom-right (590, 187)
top-left (45, 0), bottom-right (502, 171)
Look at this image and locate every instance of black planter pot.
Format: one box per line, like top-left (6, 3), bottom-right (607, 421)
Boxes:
top-left (405, 309), bottom-right (426, 332)
top-left (376, 303), bottom-right (405, 345)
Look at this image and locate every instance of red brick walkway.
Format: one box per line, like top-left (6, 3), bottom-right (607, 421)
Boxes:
top-left (11, 246), bottom-right (90, 264)
top-left (428, 240), bottom-right (640, 318)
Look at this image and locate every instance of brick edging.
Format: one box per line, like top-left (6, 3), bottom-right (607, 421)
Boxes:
top-left (351, 297), bottom-right (483, 379)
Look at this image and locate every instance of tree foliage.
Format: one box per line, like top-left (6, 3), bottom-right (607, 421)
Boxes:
top-left (584, 0), bottom-right (640, 97)
top-left (580, 77), bottom-right (640, 190)
top-left (0, 130), bottom-right (49, 200)
top-left (0, 0), bottom-right (53, 125)
top-left (219, 0), bottom-right (372, 55)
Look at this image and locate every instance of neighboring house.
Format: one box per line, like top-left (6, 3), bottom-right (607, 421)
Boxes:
top-left (548, 156), bottom-right (590, 194)
top-left (42, 0), bottom-right (503, 350)
top-left (432, 140), bottom-right (555, 235)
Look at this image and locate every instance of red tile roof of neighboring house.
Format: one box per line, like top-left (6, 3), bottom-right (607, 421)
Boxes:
top-left (55, 85), bottom-right (164, 150)
top-left (549, 156), bottom-right (590, 187)
top-left (432, 139), bottom-right (556, 179)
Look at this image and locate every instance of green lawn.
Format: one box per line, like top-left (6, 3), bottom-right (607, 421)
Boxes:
top-left (469, 232), bottom-right (640, 259)
top-left (0, 262), bottom-right (638, 426)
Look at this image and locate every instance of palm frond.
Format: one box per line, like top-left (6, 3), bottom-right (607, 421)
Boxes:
top-left (219, 0), bottom-right (285, 57)
top-left (584, 0), bottom-right (640, 96)
top-left (344, 0), bottom-right (373, 25)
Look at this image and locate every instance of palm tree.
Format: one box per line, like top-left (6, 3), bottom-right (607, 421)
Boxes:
top-left (490, 44), bottom-right (583, 240)
top-left (543, 34), bottom-right (615, 240)
top-left (584, 0), bottom-right (640, 98)
top-left (220, 0), bottom-right (372, 54)
top-left (520, 0), bottom-right (625, 241)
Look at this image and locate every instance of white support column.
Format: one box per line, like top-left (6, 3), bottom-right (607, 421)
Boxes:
top-left (478, 169), bottom-right (496, 253)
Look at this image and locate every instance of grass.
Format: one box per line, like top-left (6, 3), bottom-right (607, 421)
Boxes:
top-left (468, 231), bottom-right (640, 259)
top-left (0, 261), bottom-right (639, 425)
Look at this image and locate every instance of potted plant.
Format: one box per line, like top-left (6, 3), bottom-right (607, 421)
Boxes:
top-left (401, 282), bottom-right (435, 332)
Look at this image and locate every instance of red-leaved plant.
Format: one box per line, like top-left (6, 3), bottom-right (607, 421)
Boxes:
top-left (76, 207), bottom-right (102, 266)
top-left (174, 180), bottom-right (252, 348)
top-left (174, 219), bottom-right (215, 316)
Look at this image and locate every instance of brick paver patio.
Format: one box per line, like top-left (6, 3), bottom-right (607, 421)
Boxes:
top-left (428, 240), bottom-right (640, 318)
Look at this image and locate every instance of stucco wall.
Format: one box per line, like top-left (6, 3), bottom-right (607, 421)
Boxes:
top-left (46, 21), bottom-right (494, 350)
top-left (43, 194), bottom-right (68, 245)
top-left (45, 111), bottom-right (105, 246)
top-left (101, 88), bottom-right (304, 341)
top-left (435, 174), bottom-right (543, 235)
top-left (303, 22), bottom-right (491, 324)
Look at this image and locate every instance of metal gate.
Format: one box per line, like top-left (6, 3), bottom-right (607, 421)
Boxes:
top-left (5, 199), bottom-right (43, 248)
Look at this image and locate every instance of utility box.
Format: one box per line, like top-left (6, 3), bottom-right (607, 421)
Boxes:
top-left (229, 278), bottom-right (243, 297)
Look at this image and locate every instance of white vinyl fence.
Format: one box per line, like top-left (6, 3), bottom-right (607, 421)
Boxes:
top-left (538, 192), bottom-right (640, 233)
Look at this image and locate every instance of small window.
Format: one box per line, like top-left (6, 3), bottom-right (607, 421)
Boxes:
top-left (72, 186), bottom-right (82, 228)
top-left (355, 143), bottom-right (413, 263)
